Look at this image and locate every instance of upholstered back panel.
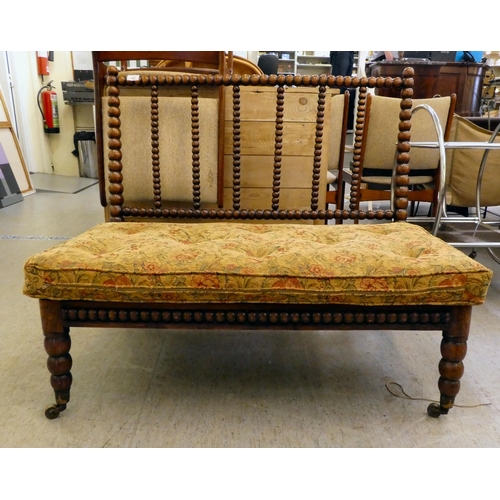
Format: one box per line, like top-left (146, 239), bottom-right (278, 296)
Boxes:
top-left (364, 95), bottom-right (452, 171)
top-left (446, 115), bottom-right (500, 207)
top-left (328, 93), bottom-right (347, 171)
top-left (102, 75), bottom-right (219, 204)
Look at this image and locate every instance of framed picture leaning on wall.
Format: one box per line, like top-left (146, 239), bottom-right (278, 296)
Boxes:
top-left (0, 85), bottom-right (34, 207)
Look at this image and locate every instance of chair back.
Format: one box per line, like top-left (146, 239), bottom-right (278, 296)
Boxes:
top-left (258, 54), bottom-right (279, 75)
top-left (232, 55), bottom-right (263, 75)
top-left (328, 92), bottom-right (349, 172)
top-left (446, 115), bottom-right (500, 207)
top-left (93, 51), bottom-right (230, 212)
top-left (324, 91), bottom-right (349, 214)
top-left (95, 51), bottom-right (232, 74)
top-left (104, 83), bottom-right (220, 205)
top-left (362, 94), bottom-right (455, 171)
top-left (94, 56), bottom-right (417, 225)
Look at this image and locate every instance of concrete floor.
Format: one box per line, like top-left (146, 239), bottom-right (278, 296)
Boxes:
top-left (1, 182), bottom-right (500, 448)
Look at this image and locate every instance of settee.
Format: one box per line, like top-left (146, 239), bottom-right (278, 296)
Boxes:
top-left (23, 54), bottom-right (492, 419)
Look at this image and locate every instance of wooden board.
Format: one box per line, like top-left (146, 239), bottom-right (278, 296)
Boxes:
top-left (223, 155), bottom-right (319, 188)
top-left (0, 88), bottom-right (33, 195)
top-left (222, 86), bottom-right (337, 220)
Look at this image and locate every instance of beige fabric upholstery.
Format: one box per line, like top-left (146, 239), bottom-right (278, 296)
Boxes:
top-left (325, 93), bottom-right (349, 210)
top-left (328, 94), bottom-right (347, 173)
top-left (445, 115), bottom-right (500, 207)
top-left (326, 170), bottom-right (337, 183)
top-left (362, 174), bottom-right (437, 185)
top-left (103, 73), bottom-right (219, 204)
top-left (326, 93), bottom-right (347, 192)
top-left (363, 95), bottom-right (452, 181)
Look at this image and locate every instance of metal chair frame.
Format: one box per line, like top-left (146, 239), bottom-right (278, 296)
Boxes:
top-left (409, 109), bottom-right (500, 263)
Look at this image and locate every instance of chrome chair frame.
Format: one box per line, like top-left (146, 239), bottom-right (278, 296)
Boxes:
top-left (409, 108), bottom-right (500, 263)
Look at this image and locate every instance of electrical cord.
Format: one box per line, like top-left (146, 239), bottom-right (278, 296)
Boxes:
top-left (385, 381), bottom-right (491, 409)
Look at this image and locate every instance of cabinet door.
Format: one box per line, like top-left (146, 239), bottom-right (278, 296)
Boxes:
top-left (436, 63), bottom-right (488, 116)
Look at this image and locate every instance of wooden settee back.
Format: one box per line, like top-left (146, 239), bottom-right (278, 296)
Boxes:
top-left (93, 52), bottom-right (416, 224)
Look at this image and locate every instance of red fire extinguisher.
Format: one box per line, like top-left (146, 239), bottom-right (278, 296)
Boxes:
top-left (37, 81), bottom-right (60, 134)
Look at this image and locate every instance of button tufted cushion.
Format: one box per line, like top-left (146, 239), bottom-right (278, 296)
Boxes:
top-left (23, 222), bottom-right (492, 306)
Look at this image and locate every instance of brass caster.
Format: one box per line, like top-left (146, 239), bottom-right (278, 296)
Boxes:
top-left (427, 402), bottom-right (443, 418)
top-left (45, 403), bottom-right (66, 420)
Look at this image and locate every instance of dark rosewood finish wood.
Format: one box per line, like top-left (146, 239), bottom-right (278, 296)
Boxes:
top-left (435, 63), bottom-right (488, 117)
top-left (435, 306), bottom-right (471, 415)
top-left (101, 66), bottom-right (412, 223)
top-left (369, 61), bottom-right (443, 99)
top-left (368, 60), bottom-right (489, 116)
top-left (40, 300), bottom-right (72, 418)
top-left (40, 297), bottom-right (471, 419)
top-left (59, 301), bottom-right (453, 330)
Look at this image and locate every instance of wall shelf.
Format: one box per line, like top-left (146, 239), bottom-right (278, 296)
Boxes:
top-left (296, 53), bottom-right (331, 75)
top-left (259, 51), bottom-right (334, 76)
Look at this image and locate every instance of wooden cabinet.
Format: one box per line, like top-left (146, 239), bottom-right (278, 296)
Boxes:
top-left (368, 60), bottom-right (489, 116)
top-left (435, 63), bottom-right (489, 117)
top-left (368, 61), bottom-right (443, 99)
top-left (223, 86), bottom-right (337, 222)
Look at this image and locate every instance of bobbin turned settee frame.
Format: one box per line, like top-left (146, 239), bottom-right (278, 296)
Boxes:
top-left (26, 55), bottom-right (491, 420)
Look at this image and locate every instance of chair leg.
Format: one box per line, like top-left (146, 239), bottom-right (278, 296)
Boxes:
top-left (40, 300), bottom-right (72, 419)
top-left (410, 201), bottom-right (418, 217)
top-left (427, 306), bottom-right (471, 418)
top-left (336, 181), bottom-right (346, 224)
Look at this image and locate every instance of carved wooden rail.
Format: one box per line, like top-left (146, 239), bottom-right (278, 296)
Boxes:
top-left (61, 302), bottom-right (452, 329)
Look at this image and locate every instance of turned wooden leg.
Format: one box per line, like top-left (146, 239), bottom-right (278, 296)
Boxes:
top-left (427, 306), bottom-right (471, 418)
top-left (40, 300), bottom-right (72, 419)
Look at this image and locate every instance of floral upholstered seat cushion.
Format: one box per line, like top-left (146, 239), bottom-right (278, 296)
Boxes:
top-left (23, 222), bottom-right (492, 306)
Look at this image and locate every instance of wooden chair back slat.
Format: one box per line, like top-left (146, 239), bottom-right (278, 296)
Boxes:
top-left (231, 85), bottom-right (242, 211)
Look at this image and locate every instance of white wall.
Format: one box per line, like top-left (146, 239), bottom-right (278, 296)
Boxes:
top-left (0, 53), bottom-right (17, 134)
top-left (4, 51), bottom-right (258, 178)
top-left (6, 51), bottom-right (78, 176)
top-left (5, 51), bottom-right (51, 174)
top-left (42, 51), bottom-right (79, 176)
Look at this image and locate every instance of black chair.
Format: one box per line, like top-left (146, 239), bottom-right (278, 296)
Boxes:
top-left (258, 54), bottom-right (279, 75)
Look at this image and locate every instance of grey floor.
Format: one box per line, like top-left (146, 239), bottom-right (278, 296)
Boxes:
top-left (30, 172), bottom-right (98, 194)
top-left (1, 181), bottom-right (500, 448)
